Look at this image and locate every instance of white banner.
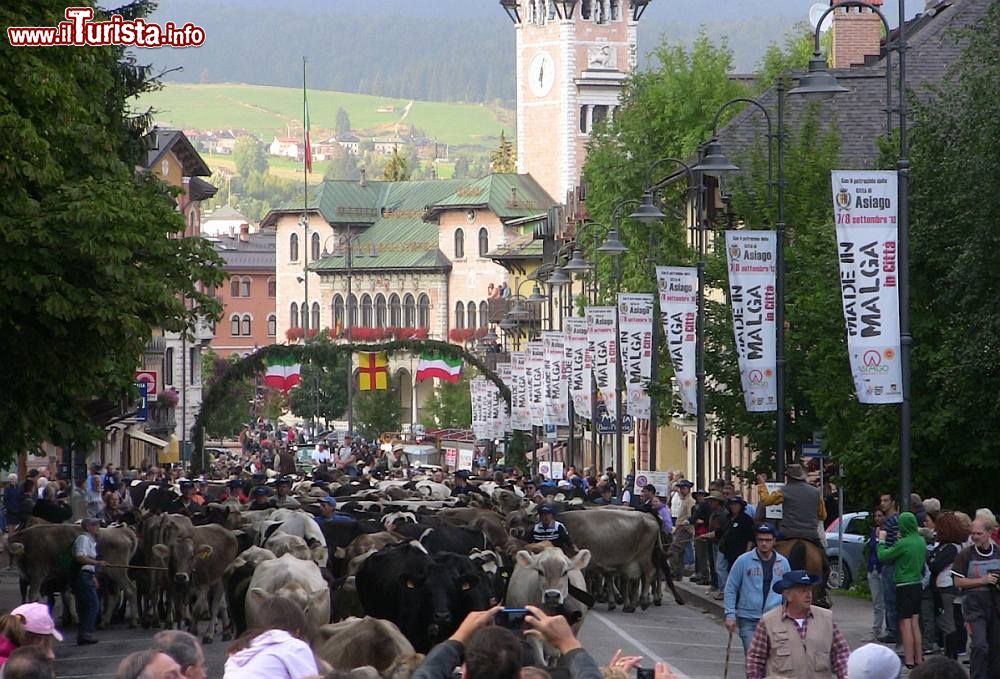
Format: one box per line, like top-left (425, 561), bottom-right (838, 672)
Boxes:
top-left (542, 332), bottom-right (569, 427)
top-left (526, 341), bottom-right (545, 428)
top-left (617, 294), bottom-right (654, 419)
top-left (510, 351), bottom-right (530, 431)
top-left (725, 230), bottom-right (777, 412)
top-left (656, 266), bottom-right (698, 415)
top-left (485, 379), bottom-right (502, 439)
top-left (470, 378), bottom-right (486, 440)
top-left (565, 317), bottom-right (591, 420)
top-left (497, 362), bottom-right (513, 434)
top-left (586, 306), bottom-right (618, 421)
top-left (831, 170), bottom-right (903, 404)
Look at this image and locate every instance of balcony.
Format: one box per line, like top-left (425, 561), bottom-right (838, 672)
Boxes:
top-left (487, 298), bottom-right (541, 324)
top-left (144, 336), bottom-right (166, 355)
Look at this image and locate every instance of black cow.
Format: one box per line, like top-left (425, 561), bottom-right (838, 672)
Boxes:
top-left (317, 518), bottom-right (384, 577)
top-left (392, 522), bottom-right (490, 555)
top-left (356, 543), bottom-right (485, 652)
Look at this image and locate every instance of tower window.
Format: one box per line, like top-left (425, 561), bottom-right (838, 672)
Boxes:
top-left (579, 105), bottom-right (589, 134)
top-left (592, 105), bottom-right (609, 128)
top-left (581, 0), bottom-right (591, 19)
top-left (610, 0), bottom-right (620, 21)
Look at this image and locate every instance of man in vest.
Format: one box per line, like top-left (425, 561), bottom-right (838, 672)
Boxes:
top-left (531, 505), bottom-right (574, 553)
top-left (745, 570), bottom-right (851, 679)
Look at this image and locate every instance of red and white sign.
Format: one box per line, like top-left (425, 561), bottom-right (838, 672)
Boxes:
top-left (444, 447), bottom-right (458, 469)
top-left (135, 370), bottom-right (158, 401)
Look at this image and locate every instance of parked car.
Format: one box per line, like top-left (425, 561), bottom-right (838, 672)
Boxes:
top-left (294, 445), bottom-right (319, 475)
top-left (825, 511), bottom-right (871, 589)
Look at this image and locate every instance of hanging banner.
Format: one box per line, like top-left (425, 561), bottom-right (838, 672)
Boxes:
top-left (526, 341), bottom-right (545, 428)
top-left (484, 379), bottom-right (502, 440)
top-left (497, 362), bottom-right (513, 434)
top-left (617, 293), bottom-right (654, 419)
top-left (542, 332), bottom-right (569, 427)
top-left (725, 230), bottom-right (777, 412)
top-left (656, 266), bottom-right (698, 415)
top-left (831, 170), bottom-right (903, 404)
top-left (510, 351), bottom-right (530, 431)
top-left (470, 378), bottom-right (485, 440)
top-left (586, 306), bottom-right (618, 421)
top-left (565, 317), bottom-right (591, 420)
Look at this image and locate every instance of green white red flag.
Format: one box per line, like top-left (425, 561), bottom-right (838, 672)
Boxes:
top-left (264, 354), bottom-right (301, 392)
top-left (416, 352), bottom-right (462, 383)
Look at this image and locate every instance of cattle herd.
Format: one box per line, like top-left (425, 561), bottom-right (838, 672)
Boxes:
top-left (3, 473), bottom-right (685, 665)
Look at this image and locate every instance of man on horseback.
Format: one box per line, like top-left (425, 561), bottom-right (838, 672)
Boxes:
top-left (757, 464), bottom-right (831, 607)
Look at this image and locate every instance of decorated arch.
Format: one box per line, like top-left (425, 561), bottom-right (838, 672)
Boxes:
top-left (191, 339), bottom-right (510, 468)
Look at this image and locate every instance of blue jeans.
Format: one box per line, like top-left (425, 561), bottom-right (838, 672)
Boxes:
top-left (737, 617), bottom-right (759, 654)
top-left (715, 550), bottom-right (730, 591)
top-left (881, 564), bottom-right (898, 639)
top-left (74, 570), bottom-right (100, 639)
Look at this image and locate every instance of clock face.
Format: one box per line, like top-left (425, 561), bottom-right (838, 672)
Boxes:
top-left (528, 51), bottom-right (556, 98)
top-left (466, 209), bottom-right (476, 223)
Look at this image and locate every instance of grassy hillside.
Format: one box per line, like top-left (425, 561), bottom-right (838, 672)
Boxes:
top-left (137, 83), bottom-right (514, 148)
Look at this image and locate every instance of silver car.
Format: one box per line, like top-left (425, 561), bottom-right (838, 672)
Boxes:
top-left (825, 511), bottom-right (871, 589)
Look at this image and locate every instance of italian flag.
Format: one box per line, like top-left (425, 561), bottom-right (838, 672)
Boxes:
top-left (264, 354), bottom-right (301, 392)
top-left (416, 352), bottom-right (463, 384)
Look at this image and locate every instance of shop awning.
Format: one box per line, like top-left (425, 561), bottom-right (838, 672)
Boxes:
top-left (126, 427), bottom-right (169, 448)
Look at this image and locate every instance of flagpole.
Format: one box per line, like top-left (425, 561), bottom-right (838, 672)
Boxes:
top-left (302, 56), bottom-right (314, 437)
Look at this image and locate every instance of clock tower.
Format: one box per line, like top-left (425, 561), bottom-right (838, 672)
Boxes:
top-left (502, 0), bottom-right (650, 204)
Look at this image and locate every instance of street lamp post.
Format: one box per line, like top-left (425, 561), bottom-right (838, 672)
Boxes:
top-left (788, 0), bottom-right (912, 521)
top-left (695, 83), bottom-right (787, 481)
top-left (322, 233), bottom-right (366, 438)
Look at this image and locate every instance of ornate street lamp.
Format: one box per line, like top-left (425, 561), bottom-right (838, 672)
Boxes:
top-left (499, 0), bottom-right (522, 24)
top-left (553, 0), bottom-right (577, 19)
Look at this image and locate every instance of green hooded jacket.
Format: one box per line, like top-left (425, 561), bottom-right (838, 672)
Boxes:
top-left (877, 511), bottom-right (926, 585)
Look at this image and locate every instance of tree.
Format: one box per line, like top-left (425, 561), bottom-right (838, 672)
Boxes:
top-left (490, 131), bottom-right (517, 173)
top-left (201, 351), bottom-right (254, 439)
top-left (0, 0), bottom-right (225, 458)
top-left (233, 135), bottom-right (268, 179)
top-left (335, 107), bottom-right (352, 137)
top-left (323, 144), bottom-right (361, 181)
top-left (354, 384), bottom-right (402, 441)
top-left (420, 375), bottom-right (472, 429)
top-left (288, 338), bottom-right (349, 423)
top-left (453, 156), bottom-right (470, 179)
top-left (383, 147), bottom-right (410, 182)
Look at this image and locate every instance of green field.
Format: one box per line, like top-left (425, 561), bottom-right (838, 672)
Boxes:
top-left (138, 83), bottom-right (514, 148)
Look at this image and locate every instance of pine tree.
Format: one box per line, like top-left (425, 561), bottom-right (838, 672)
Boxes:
top-left (383, 147), bottom-right (410, 182)
top-left (489, 131), bottom-right (517, 173)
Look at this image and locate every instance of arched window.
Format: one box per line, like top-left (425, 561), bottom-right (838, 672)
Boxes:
top-left (164, 348), bottom-right (174, 385)
top-left (231, 314), bottom-right (241, 336)
top-left (389, 294), bottom-right (401, 327)
top-left (301, 302), bottom-right (308, 329)
top-left (375, 294), bottom-right (387, 328)
top-left (333, 294), bottom-right (345, 327)
top-left (403, 294), bottom-right (416, 327)
top-left (478, 228), bottom-right (489, 257)
top-left (267, 314), bottom-right (277, 336)
top-left (418, 293), bottom-right (431, 329)
top-left (241, 314), bottom-right (251, 336)
top-left (479, 301), bottom-right (488, 328)
top-left (311, 232), bottom-right (320, 261)
top-left (230, 278), bottom-right (240, 298)
top-left (290, 302), bottom-right (299, 328)
top-left (455, 302), bottom-right (465, 329)
top-left (312, 302), bottom-right (320, 331)
top-left (454, 228), bottom-right (465, 259)
top-left (467, 301), bottom-right (476, 330)
top-left (267, 277), bottom-right (276, 297)
top-left (348, 294), bottom-right (358, 327)
top-left (240, 277), bottom-right (251, 297)
top-left (289, 233), bottom-right (299, 261)
top-left (361, 294), bottom-right (373, 326)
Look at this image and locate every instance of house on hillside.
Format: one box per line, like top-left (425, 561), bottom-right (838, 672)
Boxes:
top-left (269, 136), bottom-right (300, 159)
top-left (335, 133), bottom-right (360, 156)
top-left (372, 137), bottom-right (405, 155)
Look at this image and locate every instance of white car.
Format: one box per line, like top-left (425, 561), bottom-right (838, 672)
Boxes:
top-left (825, 511), bottom-right (871, 589)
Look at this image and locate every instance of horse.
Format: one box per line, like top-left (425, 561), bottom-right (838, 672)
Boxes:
top-left (775, 537), bottom-right (830, 608)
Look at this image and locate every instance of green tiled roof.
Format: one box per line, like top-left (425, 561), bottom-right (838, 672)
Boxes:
top-left (424, 173), bottom-right (555, 221)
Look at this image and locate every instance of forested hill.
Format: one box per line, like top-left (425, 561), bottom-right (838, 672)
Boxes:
top-left (143, 0), bottom-right (915, 104)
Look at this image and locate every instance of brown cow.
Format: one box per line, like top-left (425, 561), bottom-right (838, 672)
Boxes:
top-left (315, 616), bottom-right (418, 674)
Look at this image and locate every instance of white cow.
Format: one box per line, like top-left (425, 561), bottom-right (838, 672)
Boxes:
top-left (246, 553), bottom-right (330, 631)
top-left (258, 508), bottom-right (328, 565)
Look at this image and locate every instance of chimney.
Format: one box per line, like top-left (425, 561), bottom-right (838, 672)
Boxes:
top-left (831, 0), bottom-right (884, 69)
top-left (239, 223), bottom-right (250, 242)
top-left (359, 168), bottom-right (367, 187)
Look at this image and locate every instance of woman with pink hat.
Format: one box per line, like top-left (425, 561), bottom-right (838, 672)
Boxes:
top-left (0, 602), bottom-right (62, 665)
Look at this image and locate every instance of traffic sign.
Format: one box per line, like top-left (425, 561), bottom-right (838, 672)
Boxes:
top-left (801, 443), bottom-right (826, 458)
top-left (135, 382), bottom-right (148, 422)
top-left (597, 413), bottom-right (634, 435)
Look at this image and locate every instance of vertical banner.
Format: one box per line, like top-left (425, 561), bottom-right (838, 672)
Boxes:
top-left (511, 351), bottom-right (530, 431)
top-left (656, 266), bottom-right (698, 415)
top-left (470, 378), bottom-right (484, 439)
top-left (586, 306), bottom-right (618, 421)
top-left (831, 170), bottom-right (903, 404)
top-left (485, 379), bottom-right (502, 439)
top-left (565, 317), bottom-right (592, 420)
top-left (542, 332), bottom-right (570, 427)
top-left (497, 362), bottom-right (513, 434)
top-left (725, 230), bottom-right (777, 412)
top-left (526, 341), bottom-right (545, 428)
top-left (616, 293), bottom-right (654, 418)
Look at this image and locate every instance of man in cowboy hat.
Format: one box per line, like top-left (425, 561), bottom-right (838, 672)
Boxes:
top-left (745, 569), bottom-right (851, 678)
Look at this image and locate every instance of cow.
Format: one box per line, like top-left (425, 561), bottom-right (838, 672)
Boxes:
top-left (435, 507), bottom-right (510, 549)
top-left (343, 532), bottom-right (401, 572)
top-left (263, 532), bottom-right (311, 560)
top-left (315, 616), bottom-right (417, 674)
top-left (393, 522), bottom-right (489, 555)
top-left (355, 542), bottom-right (487, 652)
top-left (152, 522), bottom-right (238, 643)
top-left (142, 513), bottom-right (194, 628)
top-left (258, 508), bottom-right (328, 565)
top-left (96, 526), bottom-right (141, 629)
top-left (224, 546), bottom-right (276, 636)
top-left (506, 545), bottom-right (590, 615)
top-left (246, 553), bottom-right (330, 634)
